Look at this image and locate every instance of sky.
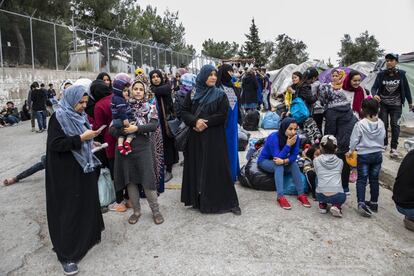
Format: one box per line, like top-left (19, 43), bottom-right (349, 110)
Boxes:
top-left (138, 0), bottom-right (414, 66)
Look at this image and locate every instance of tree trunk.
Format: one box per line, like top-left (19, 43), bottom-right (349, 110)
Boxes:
top-left (11, 20), bottom-right (26, 65)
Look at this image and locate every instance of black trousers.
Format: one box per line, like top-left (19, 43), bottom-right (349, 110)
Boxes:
top-left (379, 103), bottom-right (402, 149)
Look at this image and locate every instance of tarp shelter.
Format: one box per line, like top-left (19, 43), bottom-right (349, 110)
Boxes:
top-left (361, 52), bottom-right (414, 127)
top-left (349, 61), bottom-right (375, 77)
top-left (270, 60), bottom-right (328, 95)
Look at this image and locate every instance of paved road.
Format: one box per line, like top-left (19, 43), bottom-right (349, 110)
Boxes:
top-left (1, 121), bottom-right (413, 275)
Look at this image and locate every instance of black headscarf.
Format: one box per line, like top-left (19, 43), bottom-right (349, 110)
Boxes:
top-left (96, 72), bottom-right (112, 89)
top-left (85, 79), bottom-right (112, 118)
top-left (216, 64), bottom-right (234, 88)
top-left (193, 64), bottom-right (225, 105)
top-left (278, 117), bottom-right (297, 149)
top-left (149, 70), bottom-right (165, 87)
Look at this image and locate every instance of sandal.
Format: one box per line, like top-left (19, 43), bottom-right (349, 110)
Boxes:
top-left (153, 212), bottom-right (164, 225)
top-left (3, 178), bottom-right (17, 186)
top-left (128, 213), bottom-right (141, 225)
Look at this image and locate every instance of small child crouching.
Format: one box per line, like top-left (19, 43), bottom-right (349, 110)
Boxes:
top-left (314, 135), bottom-right (347, 218)
top-left (298, 144), bottom-right (321, 200)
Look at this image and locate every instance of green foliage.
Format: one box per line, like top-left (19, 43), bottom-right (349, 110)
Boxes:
top-left (338, 31), bottom-right (384, 66)
top-left (241, 19), bottom-right (266, 66)
top-left (201, 39), bottom-right (239, 59)
top-left (268, 34), bottom-right (308, 70)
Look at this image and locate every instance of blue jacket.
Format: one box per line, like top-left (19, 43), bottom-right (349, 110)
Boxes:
top-left (371, 69), bottom-right (412, 105)
top-left (257, 131), bottom-right (300, 164)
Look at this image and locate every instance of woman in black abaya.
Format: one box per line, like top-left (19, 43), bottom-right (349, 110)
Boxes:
top-left (45, 85), bottom-right (104, 275)
top-left (149, 70), bottom-right (179, 182)
top-left (181, 65), bottom-right (241, 215)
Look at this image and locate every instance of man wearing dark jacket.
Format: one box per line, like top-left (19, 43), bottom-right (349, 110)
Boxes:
top-left (393, 149), bottom-right (414, 231)
top-left (372, 53), bottom-right (413, 158)
top-left (30, 81), bottom-right (47, 132)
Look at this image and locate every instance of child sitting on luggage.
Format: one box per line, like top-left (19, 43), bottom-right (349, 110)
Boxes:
top-left (314, 135), bottom-right (347, 217)
top-left (111, 79), bottom-right (134, 155)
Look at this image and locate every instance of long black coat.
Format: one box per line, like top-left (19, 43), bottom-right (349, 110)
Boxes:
top-left (180, 91), bottom-right (239, 213)
top-left (45, 114), bottom-right (104, 263)
top-left (241, 74), bottom-right (258, 104)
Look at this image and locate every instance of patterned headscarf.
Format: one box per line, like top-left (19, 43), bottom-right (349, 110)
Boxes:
top-left (129, 80), bottom-right (158, 126)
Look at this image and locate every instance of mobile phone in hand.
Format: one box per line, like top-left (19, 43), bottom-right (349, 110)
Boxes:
top-left (96, 125), bottom-right (107, 132)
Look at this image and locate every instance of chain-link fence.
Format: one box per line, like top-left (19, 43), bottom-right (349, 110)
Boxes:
top-left (0, 9), bottom-right (219, 75)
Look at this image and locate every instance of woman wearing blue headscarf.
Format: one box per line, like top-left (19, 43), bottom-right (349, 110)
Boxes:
top-left (45, 85), bottom-right (104, 275)
top-left (181, 65), bottom-right (241, 215)
top-left (217, 64), bottom-right (240, 183)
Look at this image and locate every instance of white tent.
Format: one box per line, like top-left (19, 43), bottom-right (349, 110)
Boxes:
top-left (349, 61), bottom-right (375, 77)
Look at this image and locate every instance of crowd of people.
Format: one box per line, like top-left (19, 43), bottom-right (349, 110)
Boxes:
top-left (1, 52), bottom-right (414, 275)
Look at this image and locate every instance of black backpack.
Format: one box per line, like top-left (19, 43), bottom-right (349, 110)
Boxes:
top-left (242, 109), bottom-right (260, 131)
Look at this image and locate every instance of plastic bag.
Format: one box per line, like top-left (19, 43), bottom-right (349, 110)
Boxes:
top-left (98, 168), bottom-right (116, 207)
top-left (261, 111), bottom-right (280, 129)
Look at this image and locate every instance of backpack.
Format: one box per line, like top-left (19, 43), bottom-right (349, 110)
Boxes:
top-left (261, 111), bottom-right (280, 129)
top-left (290, 97), bottom-right (310, 124)
top-left (242, 109), bottom-right (260, 131)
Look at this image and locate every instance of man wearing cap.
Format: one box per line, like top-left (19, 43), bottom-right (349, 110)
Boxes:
top-left (372, 53), bottom-right (412, 158)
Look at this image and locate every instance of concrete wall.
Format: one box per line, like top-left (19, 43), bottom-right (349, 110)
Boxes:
top-left (0, 67), bottom-right (110, 107)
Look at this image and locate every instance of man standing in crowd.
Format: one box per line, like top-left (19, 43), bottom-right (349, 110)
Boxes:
top-left (372, 53), bottom-right (412, 158)
top-left (30, 81), bottom-right (48, 132)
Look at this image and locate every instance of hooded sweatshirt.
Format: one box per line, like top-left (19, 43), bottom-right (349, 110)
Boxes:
top-left (314, 154), bottom-right (344, 194)
top-left (349, 118), bottom-right (385, 155)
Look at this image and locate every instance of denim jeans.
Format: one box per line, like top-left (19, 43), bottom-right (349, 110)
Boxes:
top-left (16, 155), bottom-right (46, 181)
top-left (35, 110), bottom-right (47, 130)
top-left (396, 205), bottom-right (414, 219)
top-left (316, 192), bottom-right (346, 205)
top-left (4, 115), bottom-right (20, 125)
top-left (258, 159), bottom-right (304, 197)
top-left (356, 152), bottom-right (383, 203)
top-left (379, 103), bottom-right (402, 149)
top-left (337, 152), bottom-right (351, 193)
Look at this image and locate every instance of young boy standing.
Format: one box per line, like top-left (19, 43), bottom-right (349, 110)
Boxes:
top-left (348, 98), bottom-right (386, 217)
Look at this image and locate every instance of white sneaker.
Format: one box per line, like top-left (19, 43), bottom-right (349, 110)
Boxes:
top-left (390, 149), bottom-right (399, 158)
top-left (330, 206), bottom-right (343, 218)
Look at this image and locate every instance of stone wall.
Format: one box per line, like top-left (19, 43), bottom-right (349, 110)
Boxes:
top-left (0, 67), bottom-right (112, 107)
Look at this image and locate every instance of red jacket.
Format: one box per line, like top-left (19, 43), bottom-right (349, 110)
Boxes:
top-left (93, 94), bottom-right (116, 159)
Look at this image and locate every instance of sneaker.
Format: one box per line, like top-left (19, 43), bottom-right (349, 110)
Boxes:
top-left (277, 196), bottom-right (291, 210)
top-left (318, 202), bottom-right (328, 214)
top-left (403, 217), bottom-right (414, 232)
top-left (297, 194), bottom-right (311, 208)
top-left (330, 205), bottom-right (343, 218)
top-left (123, 141), bottom-right (132, 155)
top-left (117, 145), bottom-right (127, 155)
top-left (108, 202), bottom-right (127, 212)
top-left (390, 149), bottom-right (399, 159)
top-left (358, 202), bottom-right (372, 217)
top-left (349, 169), bottom-right (357, 183)
top-left (365, 201), bottom-right (378, 212)
top-left (61, 262), bottom-right (79, 275)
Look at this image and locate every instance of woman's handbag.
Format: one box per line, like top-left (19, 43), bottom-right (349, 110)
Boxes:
top-left (159, 97), bottom-right (179, 138)
top-left (175, 104), bottom-right (204, 152)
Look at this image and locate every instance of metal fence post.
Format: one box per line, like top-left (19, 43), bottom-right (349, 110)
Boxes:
top-left (140, 44), bottom-right (143, 67)
top-left (53, 24), bottom-right (58, 70)
top-left (0, 25), bottom-right (3, 68)
top-left (149, 46), bottom-right (152, 68)
top-left (29, 17), bottom-right (34, 70)
top-left (107, 36), bottom-right (110, 73)
top-left (164, 49), bottom-right (167, 68)
top-left (157, 47), bottom-right (160, 69)
top-left (131, 42), bottom-right (134, 69)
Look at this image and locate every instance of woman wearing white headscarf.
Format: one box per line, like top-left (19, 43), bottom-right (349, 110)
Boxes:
top-left (45, 85), bottom-right (104, 275)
